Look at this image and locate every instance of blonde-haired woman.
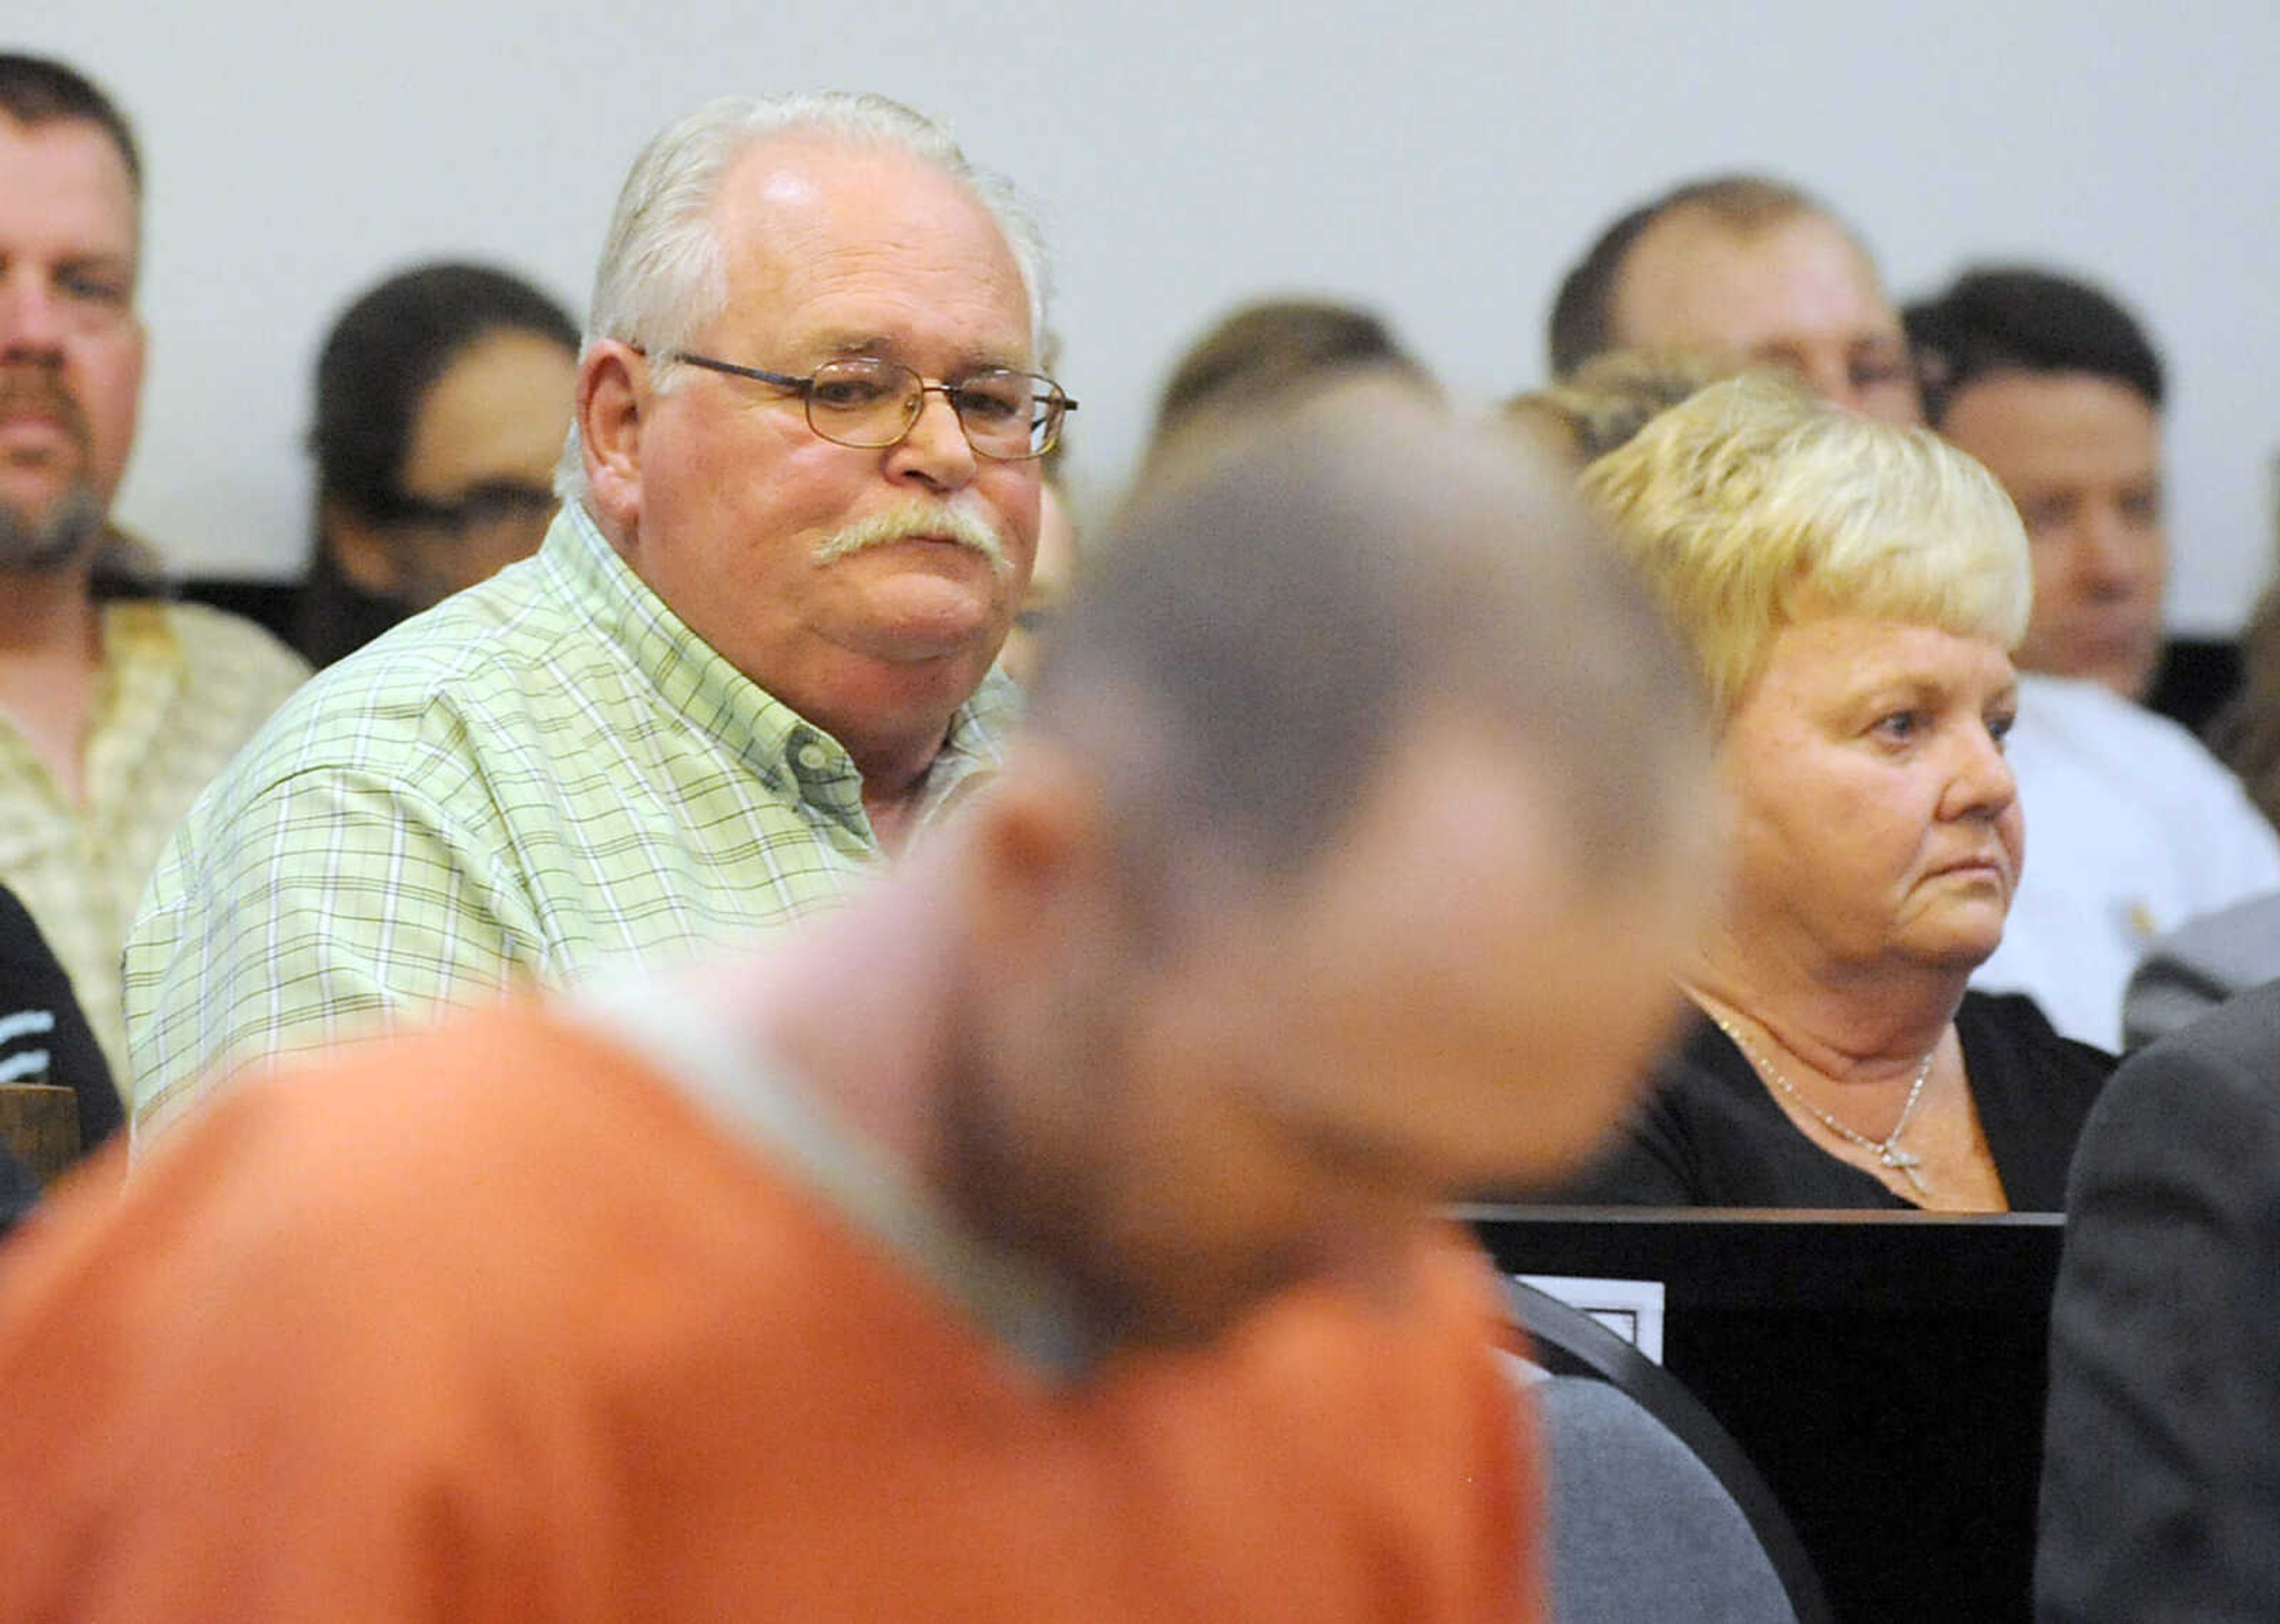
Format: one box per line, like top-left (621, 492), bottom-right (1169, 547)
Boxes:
top-left (1560, 375), bottom-right (2112, 1210)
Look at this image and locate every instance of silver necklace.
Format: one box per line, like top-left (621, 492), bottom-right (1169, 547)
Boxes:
top-left (1712, 1017), bottom-right (1937, 1195)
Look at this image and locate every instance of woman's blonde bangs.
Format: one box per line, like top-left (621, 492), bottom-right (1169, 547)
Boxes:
top-left (1581, 375), bottom-right (2031, 720)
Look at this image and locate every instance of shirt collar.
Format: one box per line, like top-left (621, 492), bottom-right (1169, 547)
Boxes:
top-left (544, 503), bottom-right (822, 794)
top-left (544, 503), bottom-right (1023, 833)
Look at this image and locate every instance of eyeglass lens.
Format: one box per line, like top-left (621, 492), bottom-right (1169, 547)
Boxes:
top-left (808, 358), bottom-right (1064, 458)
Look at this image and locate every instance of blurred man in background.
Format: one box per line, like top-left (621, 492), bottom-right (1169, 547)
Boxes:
top-left (1547, 174), bottom-right (1919, 425)
top-left (0, 388), bottom-right (1712, 1622)
top-left (0, 53), bottom-right (305, 1084)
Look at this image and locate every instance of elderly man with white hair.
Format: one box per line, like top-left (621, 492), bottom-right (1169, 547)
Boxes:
top-left (124, 93), bottom-right (1071, 1134)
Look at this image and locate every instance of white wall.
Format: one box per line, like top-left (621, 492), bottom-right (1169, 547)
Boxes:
top-left (25, 1), bottom-right (2280, 631)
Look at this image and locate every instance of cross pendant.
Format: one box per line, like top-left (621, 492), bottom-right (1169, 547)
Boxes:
top-left (1881, 1146), bottom-right (1928, 1194)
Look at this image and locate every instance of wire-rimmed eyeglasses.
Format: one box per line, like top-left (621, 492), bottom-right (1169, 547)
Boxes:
top-left (668, 351), bottom-right (1076, 461)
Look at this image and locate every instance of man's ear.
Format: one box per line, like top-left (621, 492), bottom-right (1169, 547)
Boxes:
top-left (578, 341), bottom-right (646, 534)
top-left (322, 498), bottom-right (404, 597)
top-left (964, 744), bottom-right (1117, 969)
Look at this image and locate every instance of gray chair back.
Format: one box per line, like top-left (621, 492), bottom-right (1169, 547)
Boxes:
top-left (1506, 1279), bottom-right (1832, 1624)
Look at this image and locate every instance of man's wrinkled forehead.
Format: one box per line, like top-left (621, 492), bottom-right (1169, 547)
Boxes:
top-left (712, 131), bottom-right (1039, 354)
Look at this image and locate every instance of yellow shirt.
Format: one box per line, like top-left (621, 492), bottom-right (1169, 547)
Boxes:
top-left (0, 599), bottom-right (307, 1084)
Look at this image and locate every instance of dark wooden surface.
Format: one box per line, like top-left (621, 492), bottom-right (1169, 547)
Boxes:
top-left (0, 1084), bottom-right (81, 1184)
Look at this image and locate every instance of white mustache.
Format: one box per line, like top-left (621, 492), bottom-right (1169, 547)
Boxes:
top-left (812, 498), bottom-right (1012, 577)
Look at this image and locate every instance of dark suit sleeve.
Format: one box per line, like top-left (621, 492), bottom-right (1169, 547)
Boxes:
top-left (2036, 1021), bottom-right (2280, 1622)
top-left (2119, 893), bottom-right (2280, 1054)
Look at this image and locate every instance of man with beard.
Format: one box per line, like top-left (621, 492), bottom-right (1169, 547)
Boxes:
top-left (0, 55), bottom-right (305, 1085)
top-left (0, 387), bottom-right (1712, 1622)
top-left (125, 92), bottom-right (1062, 1134)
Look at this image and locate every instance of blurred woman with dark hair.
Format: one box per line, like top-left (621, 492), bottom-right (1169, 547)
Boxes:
top-left (297, 262), bottom-right (578, 666)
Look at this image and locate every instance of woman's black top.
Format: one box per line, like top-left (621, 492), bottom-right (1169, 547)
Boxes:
top-left (1552, 991), bottom-right (2114, 1211)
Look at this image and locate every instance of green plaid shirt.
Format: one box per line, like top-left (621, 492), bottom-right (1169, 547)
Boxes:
top-left (124, 503), bottom-right (1019, 1134)
top-left (0, 600), bottom-right (307, 1086)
